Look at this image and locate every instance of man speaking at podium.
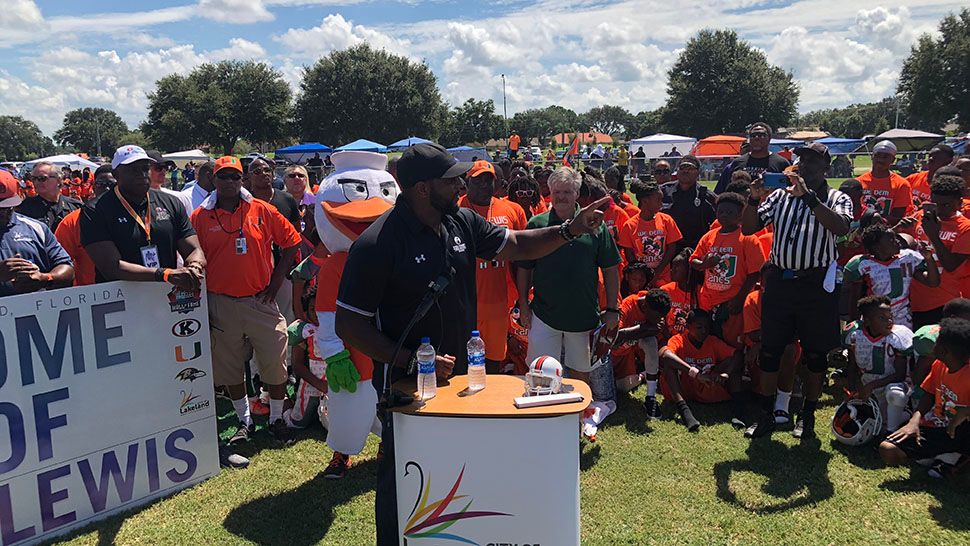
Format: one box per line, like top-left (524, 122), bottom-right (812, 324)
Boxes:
top-left (335, 143), bottom-right (609, 545)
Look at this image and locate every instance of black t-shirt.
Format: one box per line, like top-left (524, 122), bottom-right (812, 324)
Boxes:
top-left (714, 152), bottom-right (790, 193)
top-left (265, 189), bottom-right (300, 262)
top-left (336, 200), bottom-right (509, 392)
top-left (17, 195), bottom-right (83, 233)
top-left (80, 188), bottom-right (196, 283)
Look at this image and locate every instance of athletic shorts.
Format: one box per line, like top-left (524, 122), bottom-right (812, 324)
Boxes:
top-left (887, 423), bottom-right (970, 461)
top-left (526, 313), bottom-right (593, 373)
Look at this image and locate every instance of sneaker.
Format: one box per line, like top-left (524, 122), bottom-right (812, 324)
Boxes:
top-left (928, 460), bottom-right (956, 479)
top-left (773, 409), bottom-right (790, 425)
top-left (228, 422), bottom-right (253, 445)
top-left (730, 417), bottom-right (746, 430)
top-left (324, 452), bottom-right (351, 479)
top-left (214, 386), bottom-right (231, 400)
top-left (249, 398), bottom-right (269, 417)
top-left (269, 418), bottom-right (293, 446)
top-left (644, 396), bottom-right (663, 420)
top-left (744, 417), bottom-right (776, 439)
top-left (792, 417), bottom-right (816, 439)
top-left (218, 444), bottom-right (249, 469)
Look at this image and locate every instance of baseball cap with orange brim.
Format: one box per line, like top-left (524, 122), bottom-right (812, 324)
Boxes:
top-left (214, 156), bottom-right (243, 175)
top-left (467, 160), bottom-right (496, 179)
top-left (0, 170), bottom-right (23, 208)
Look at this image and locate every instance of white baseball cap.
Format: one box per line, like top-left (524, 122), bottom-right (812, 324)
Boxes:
top-left (873, 140), bottom-right (897, 155)
top-left (111, 145), bottom-right (154, 169)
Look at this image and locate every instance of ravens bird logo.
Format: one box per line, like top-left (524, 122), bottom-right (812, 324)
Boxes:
top-left (176, 367), bottom-right (207, 382)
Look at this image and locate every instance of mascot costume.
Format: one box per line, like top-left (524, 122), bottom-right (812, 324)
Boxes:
top-left (313, 151), bottom-right (399, 461)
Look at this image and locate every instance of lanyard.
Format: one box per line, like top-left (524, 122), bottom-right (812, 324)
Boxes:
top-left (115, 186), bottom-right (151, 243)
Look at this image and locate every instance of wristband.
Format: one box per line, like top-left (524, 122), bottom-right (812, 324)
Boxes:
top-left (688, 366), bottom-right (699, 378)
top-left (154, 268), bottom-right (165, 282)
top-left (558, 219), bottom-right (578, 241)
top-left (163, 268), bottom-right (172, 282)
top-left (45, 273), bottom-right (53, 284)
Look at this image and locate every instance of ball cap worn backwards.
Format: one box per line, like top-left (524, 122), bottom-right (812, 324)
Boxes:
top-left (396, 142), bottom-right (472, 188)
top-left (0, 169), bottom-right (24, 208)
top-left (111, 145), bottom-right (154, 170)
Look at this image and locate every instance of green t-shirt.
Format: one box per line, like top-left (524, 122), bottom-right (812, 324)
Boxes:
top-left (516, 205), bottom-right (621, 332)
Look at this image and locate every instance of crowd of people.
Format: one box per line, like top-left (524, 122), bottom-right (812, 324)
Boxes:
top-left (3, 125), bottom-right (970, 541)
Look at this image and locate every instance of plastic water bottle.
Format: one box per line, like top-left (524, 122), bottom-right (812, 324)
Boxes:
top-left (416, 337), bottom-right (437, 401)
top-left (467, 330), bottom-right (487, 391)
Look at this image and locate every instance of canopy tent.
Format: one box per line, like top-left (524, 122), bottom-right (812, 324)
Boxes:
top-left (785, 130), bottom-right (829, 140)
top-left (387, 136), bottom-right (432, 150)
top-left (864, 128), bottom-right (944, 153)
top-left (162, 149), bottom-right (210, 169)
top-left (813, 136), bottom-right (865, 155)
top-left (627, 133), bottom-right (696, 159)
top-left (767, 138), bottom-right (802, 153)
top-left (274, 142), bottom-right (332, 164)
top-left (953, 139), bottom-right (967, 154)
top-left (448, 146), bottom-right (487, 162)
top-left (690, 135), bottom-right (746, 157)
top-left (23, 154), bottom-right (100, 172)
top-left (335, 139), bottom-right (387, 153)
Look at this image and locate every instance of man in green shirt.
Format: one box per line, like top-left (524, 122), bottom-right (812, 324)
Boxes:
top-left (517, 167), bottom-right (622, 382)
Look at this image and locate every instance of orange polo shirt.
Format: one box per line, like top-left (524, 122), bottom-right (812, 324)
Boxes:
top-left (54, 208), bottom-right (95, 286)
top-left (191, 198), bottom-right (301, 297)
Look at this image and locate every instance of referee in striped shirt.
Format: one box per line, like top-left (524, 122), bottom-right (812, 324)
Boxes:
top-left (741, 142), bottom-right (853, 440)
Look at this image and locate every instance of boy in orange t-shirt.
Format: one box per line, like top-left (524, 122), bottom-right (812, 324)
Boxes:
top-left (614, 289), bottom-right (672, 416)
top-left (659, 247), bottom-right (696, 339)
top-left (881, 317), bottom-right (970, 476)
top-left (858, 141), bottom-right (914, 224)
top-left (618, 179), bottom-right (682, 285)
top-left (660, 309), bottom-right (743, 431)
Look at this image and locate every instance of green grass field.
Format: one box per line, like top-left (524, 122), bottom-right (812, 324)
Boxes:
top-left (49, 382), bottom-right (970, 546)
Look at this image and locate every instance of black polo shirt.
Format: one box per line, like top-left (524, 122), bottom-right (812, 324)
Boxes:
top-left (80, 188), bottom-right (196, 283)
top-left (17, 194), bottom-right (83, 232)
top-left (337, 199), bottom-right (509, 388)
top-left (660, 181), bottom-right (716, 249)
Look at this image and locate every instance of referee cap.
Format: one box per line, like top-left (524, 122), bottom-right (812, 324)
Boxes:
top-left (794, 142), bottom-right (832, 164)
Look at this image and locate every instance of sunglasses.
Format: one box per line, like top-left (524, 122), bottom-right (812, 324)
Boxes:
top-left (286, 172), bottom-right (307, 178)
top-left (216, 173), bottom-right (242, 181)
top-left (250, 167), bottom-right (273, 175)
top-left (150, 164), bottom-right (170, 172)
top-left (653, 169), bottom-right (671, 174)
top-left (516, 189), bottom-right (535, 197)
top-left (679, 164), bottom-right (698, 171)
top-left (749, 132), bottom-right (770, 139)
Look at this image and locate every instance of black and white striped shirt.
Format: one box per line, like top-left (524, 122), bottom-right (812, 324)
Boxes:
top-left (758, 187), bottom-right (853, 270)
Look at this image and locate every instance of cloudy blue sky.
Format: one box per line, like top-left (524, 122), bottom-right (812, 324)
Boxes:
top-left (0, 0), bottom-right (965, 136)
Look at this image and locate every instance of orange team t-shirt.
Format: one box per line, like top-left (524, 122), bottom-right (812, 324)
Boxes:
top-left (53, 208), bottom-right (95, 286)
top-left (191, 198), bottom-right (301, 297)
top-left (857, 171), bottom-right (913, 217)
top-left (603, 203), bottom-right (630, 246)
top-left (509, 134), bottom-right (521, 151)
top-left (709, 220), bottom-right (772, 259)
top-left (691, 227), bottom-right (766, 311)
top-left (617, 212), bottom-right (683, 283)
top-left (909, 210), bottom-right (970, 312)
top-left (907, 171), bottom-right (931, 209)
top-left (919, 359), bottom-right (970, 428)
top-left (662, 332), bottom-right (736, 403)
top-left (458, 196), bottom-right (527, 361)
top-left (659, 281), bottom-right (694, 339)
top-left (313, 250), bottom-right (373, 379)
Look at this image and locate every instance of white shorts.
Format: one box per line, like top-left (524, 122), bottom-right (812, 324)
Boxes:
top-left (526, 313), bottom-right (593, 373)
top-left (326, 380), bottom-right (382, 455)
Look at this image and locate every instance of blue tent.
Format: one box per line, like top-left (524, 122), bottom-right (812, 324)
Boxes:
top-left (814, 136), bottom-right (865, 155)
top-left (768, 138), bottom-right (802, 153)
top-left (448, 146), bottom-right (487, 162)
top-left (274, 142), bottom-right (332, 164)
top-left (335, 139), bottom-right (387, 153)
top-left (952, 139), bottom-right (967, 154)
top-left (387, 136), bottom-right (432, 150)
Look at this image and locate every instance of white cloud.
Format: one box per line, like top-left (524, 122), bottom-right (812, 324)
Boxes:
top-left (198, 0), bottom-right (274, 23)
top-left (206, 37), bottom-right (267, 60)
top-left (2, 0), bottom-right (43, 29)
top-left (273, 13), bottom-right (408, 58)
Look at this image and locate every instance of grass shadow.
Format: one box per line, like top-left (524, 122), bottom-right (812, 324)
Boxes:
top-left (880, 467), bottom-right (970, 532)
top-left (829, 439), bottom-right (885, 470)
top-left (599, 389), bottom-right (654, 435)
top-left (223, 458), bottom-right (378, 546)
top-left (713, 436), bottom-right (834, 514)
top-left (581, 443), bottom-right (602, 471)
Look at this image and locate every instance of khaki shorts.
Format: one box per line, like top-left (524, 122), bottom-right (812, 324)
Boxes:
top-left (208, 292), bottom-right (288, 387)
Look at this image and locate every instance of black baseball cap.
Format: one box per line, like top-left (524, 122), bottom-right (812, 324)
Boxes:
top-left (146, 150), bottom-right (175, 169)
top-left (794, 142), bottom-right (831, 164)
top-left (929, 144), bottom-right (955, 158)
top-left (397, 142), bottom-right (472, 188)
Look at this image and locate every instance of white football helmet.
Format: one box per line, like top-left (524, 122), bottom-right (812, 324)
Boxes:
top-left (525, 356), bottom-right (564, 396)
top-left (831, 397), bottom-right (883, 446)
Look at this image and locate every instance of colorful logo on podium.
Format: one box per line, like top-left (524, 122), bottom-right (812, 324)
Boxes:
top-left (402, 462), bottom-right (511, 545)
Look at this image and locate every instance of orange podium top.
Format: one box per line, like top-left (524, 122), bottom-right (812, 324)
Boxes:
top-left (391, 374), bottom-right (591, 418)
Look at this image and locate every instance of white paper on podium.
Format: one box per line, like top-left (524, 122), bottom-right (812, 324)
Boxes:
top-left (393, 413), bottom-right (580, 545)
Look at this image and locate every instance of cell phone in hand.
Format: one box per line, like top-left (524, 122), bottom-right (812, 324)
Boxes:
top-left (921, 202), bottom-right (938, 213)
top-left (762, 172), bottom-right (790, 189)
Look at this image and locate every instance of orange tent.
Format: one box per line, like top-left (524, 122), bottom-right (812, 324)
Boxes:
top-left (690, 135), bottom-right (746, 157)
top-left (551, 132), bottom-right (613, 146)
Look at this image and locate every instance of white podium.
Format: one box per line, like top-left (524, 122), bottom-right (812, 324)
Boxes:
top-left (392, 375), bottom-right (591, 546)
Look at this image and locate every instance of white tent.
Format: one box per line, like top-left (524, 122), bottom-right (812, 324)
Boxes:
top-left (628, 133), bottom-right (697, 159)
top-left (23, 154), bottom-right (100, 172)
top-left (162, 149), bottom-right (210, 169)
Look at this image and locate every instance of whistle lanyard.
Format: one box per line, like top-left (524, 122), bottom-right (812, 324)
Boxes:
top-left (115, 186), bottom-right (151, 243)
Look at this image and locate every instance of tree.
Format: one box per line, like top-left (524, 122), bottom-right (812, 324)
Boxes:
top-left (143, 61), bottom-right (293, 154)
top-left (661, 30), bottom-right (798, 136)
top-left (510, 105), bottom-right (579, 146)
top-left (440, 99), bottom-right (504, 147)
top-left (579, 105), bottom-right (634, 137)
top-left (898, 8), bottom-right (970, 131)
top-left (296, 44), bottom-right (447, 146)
top-left (797, 98), bottom-right (902, 138)
top-left (53, 108), bottom-right (128, 156)
top-left (0, 116), bottom-right (54, 161)
top-left (629, 109), bottom-right (666, 138)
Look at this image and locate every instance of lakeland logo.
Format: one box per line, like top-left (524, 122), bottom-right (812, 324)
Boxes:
top-left (168, 287), bottom-right (202, 314)
top-left (179, 390), bottom-right (209, 415)
top-left (402, 462), bottom-right (511, 545)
